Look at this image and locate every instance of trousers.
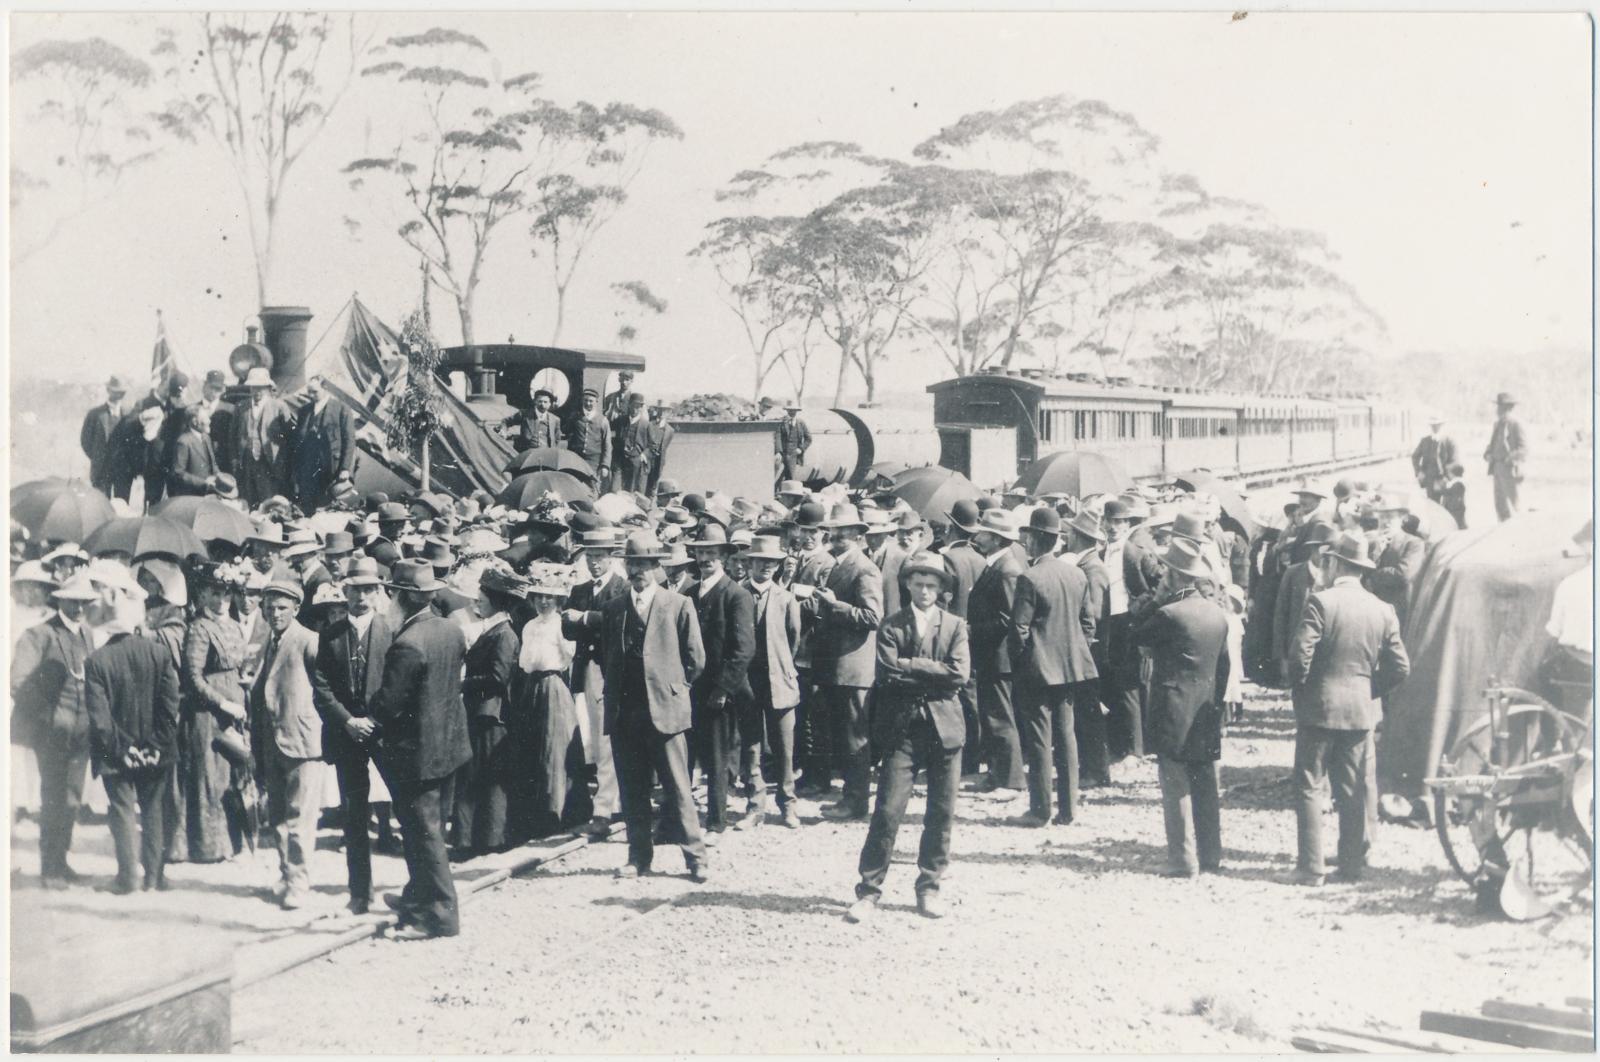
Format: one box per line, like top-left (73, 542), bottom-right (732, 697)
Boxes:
top-left (36, 745), bottom-right (88, 875)
top-left (690, 697), bottom-right (735, 831)
top-left (1294, 725), bottom-right (1370, 876)
top-left (333, 750), bottom-right (377, 902)
top-left (390, 774), bottom-right (460, 936)
top-left (1016, 683), bottom-right (1078, 821)
top-left (957, 677), bottom-right (982, 775)
top-left (1073, 679), bottom-right (1111, 784)
top-left (1491, 465), bottom-right (1521, 521)
top-left (738, 683), bottom-right (796, 811)
top-left (613, 710), bottom-right (707, 872)
top-left (856, 713), bottom-right (961, 900)
top-left (977, 672), bottom-right (1025, 790)
top-left (1158, 757), bottom-right (1221, 873)
top-left (105, 766), bottom-right (170, 885)
top-left (823, 685), bottom-right (872, 812)
top-left (264, 746), bottom-right (321, 896)
top-left (1103, 614), bottom-right (1145, 761)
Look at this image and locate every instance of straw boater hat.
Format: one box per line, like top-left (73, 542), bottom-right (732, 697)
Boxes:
top-left (282, 529), bottom-right (322, 559)
top-left (901, 550), bottom-right (950, 587)
top-left (741, 534), bottom-right (787, 561)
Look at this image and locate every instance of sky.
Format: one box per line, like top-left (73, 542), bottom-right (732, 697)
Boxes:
top-left (8, 11), bottom-right (1593, 402)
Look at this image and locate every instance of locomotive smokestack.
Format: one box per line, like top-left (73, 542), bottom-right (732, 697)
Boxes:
top-left (260, 305), bottom-right (314, 392)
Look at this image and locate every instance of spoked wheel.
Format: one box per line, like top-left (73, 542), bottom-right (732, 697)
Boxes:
top-left (1433, 697), bottom-right (1592, 917)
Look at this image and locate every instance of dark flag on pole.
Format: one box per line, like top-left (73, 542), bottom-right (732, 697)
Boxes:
top-left (149, 309), bottom-right (181, 396)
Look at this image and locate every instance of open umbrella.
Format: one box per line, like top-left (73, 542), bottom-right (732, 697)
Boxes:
top-left (83, 515), bottom-right (207, 560)
top-left (889, 466), bottom-right (980, 525)
top-left (505, 446), bottom-right (598, 484)
top-left (499, 470), bottom-right (593, 508)
top-left (1173, 470), bottom-right (1259, 541)
top-left (152, 495), bottom-right (256, 546)
top-left (10, 479), bottom-right (116, 543)
top-left (1014, 450), bottom-right (1132, 500)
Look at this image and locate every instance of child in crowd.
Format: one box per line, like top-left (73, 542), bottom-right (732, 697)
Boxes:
top-left (1439, 463), bottom-right (1467, 529)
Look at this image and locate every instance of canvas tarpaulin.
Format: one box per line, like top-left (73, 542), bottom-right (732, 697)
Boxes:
top-left (301, 297), bottom-right (512, 498)
top-left (1377, 512), bottom-right (1588, 799)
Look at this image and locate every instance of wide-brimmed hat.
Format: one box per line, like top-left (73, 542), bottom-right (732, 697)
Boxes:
top-left (42, 543), bottom-right (89, 566)
top-left (1171, 511), bottom-right (1207, 544)
top-left (387, 558), bottom-right (446, 593)
top-left (310, 582), bottom-right (346, 609)
top-left (1023, 507), bottom-right (1062, 538)
top-left (1294, 485), bottom-right (1326, 501)
top-left (660, 504), bottom-right (696, 529)
top-left (1493, 392), bottom-right (1517, 407)
top-left (893, 509), bottom-right (928, 532)
top-left (525, 563), bottom-right (575, 599)
top-left (481, 568), bottom-right (532, 601)
top-left (342, 555), bottom-right (386, 586)
top-left (622, 531), bottom-right (670, 561)
top-left (901, 550), bottom-right (950, 587)
top-left (741, 534), bottom-right (787, 561)
top-left (1145, 504), bottom-right (1177, 529)
top-left (322, 530), bottom-right (356, 556)
top-left (243, 367), bottom-right (274, 388)
top-left (1003, 484), bottom-right (1032, 500)
top-left (1300, 521), bottom-right (1338, 549)
top-left (821, 503), bottom-right (869, 532)
top-left (375, 502), bottom-right (410, 526)
top-left (662, 543), bottom-right (693, 569)
top-left (262, 578), bottom-right (305, 605)
top-left (11, 560), bottom-right (56, 589)
top-left (187, 559), bottom-right (231, 589)
top-left (105, 374), bottom-right (129, 395)
top-left (1067, 510), bottom-right (1105, 542)
top-left (49, 573), bottom-right (100, 603)
top-left (686, 525), bottom-right (734, 550)
top-left (1163, 539), bottom-right (1212, 579)
top-left (210, 474), bottom-right (240, 501)
top-left (730, 497), bottom-right (764, 525)
top-left (776, 479), bottom-right (806, 499)
top-left (282, 529), bottom-right (321, 558)
top-left (1117, 493), bottom-right (1152, 521)
top-left (1329, 532), bottom-right (1376, 570)
top-left (972, 509), bottom-right (1020, 542)
top-left (421, 537), bottom-right (456, 569)
top-left (133, 557), bottom-right (187, 607)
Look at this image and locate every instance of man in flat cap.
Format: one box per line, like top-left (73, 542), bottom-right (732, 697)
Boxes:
top-left (564, 386), bottom-right (612, 485)
top-left (1483, 391), bottom-right (1528, 521)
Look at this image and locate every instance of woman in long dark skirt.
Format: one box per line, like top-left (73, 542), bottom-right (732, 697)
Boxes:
top-left (508, 564), bottom-right (585, 840)
top-left (453, 569), bottom-right (525, 856)
top-left (170, 563), bottom-right (248, 863)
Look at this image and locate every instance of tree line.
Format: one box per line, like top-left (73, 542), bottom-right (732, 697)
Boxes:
top-left (13, 16), bottom-right (1385, 404)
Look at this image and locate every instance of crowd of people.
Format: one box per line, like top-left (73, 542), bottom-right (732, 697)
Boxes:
top-left (14, 365), bottom-right (1469, 941)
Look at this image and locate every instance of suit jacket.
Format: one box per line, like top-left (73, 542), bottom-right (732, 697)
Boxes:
top-left (563, 411), bottom-right (611, 477)
top-left (234, 395), bottom-right (292, 469)
top-left (777, 417), bottom-right (812, 459)
top-left (790, 547), bottom-right (836, 670)
top-left (1288, 578), bottom-right (1410, 730)
top-left (874, 605), bottom-right (970, 752)
top-left (253, 621), bottom-right (323, 760)
top-left (103, 412), bottom-right (150, 495)
top-left (563, 572), bottom-right (627, 694)
top-left (1412, 434), bottom-right (1458, 484)
top-left (1366, 531), bottom-right (1426, 625)
top-left (620, 415), bottom-right (653, 469)
top-left (1121, 535), bottom-right (1165, 602)
top-left (1076, 550), bottom-right (1112, 654)
top-left (876, 542), bottom-right (907, 619)
top-left (940, 540), bottom-right (985, 619)
top-left (743, 579), bottom-right (802, 709)
top-left (290, 399), bottom-right (358, 499)
top-left (85, 631), bottom-right (180, 772)
top-left (584, 586), bottom-right (705, 736)
top-left (1010, 554), bottom-right (1098, 688)
top-left (369, 610), bottom-right (471, 783)
top-left (1134, 590), bottom-right (1230, 762)
top-left (805, 547), bottom-right (883, 687)
top-left (507, 409), bottom-right (563, 452)
top-left (1272, 560), bottom-right (1319, 669)
top-left (295, 561), bottom-right (334, 629)
top-left (968, 549), bottom-right (1024, 676)
top-left (165, 428), bottom-right (217, 497)
top-left (11, 615), bottom-right (93, 753)
top-left (463, 617), bottom-right (518, 722)
top-left (312, 612), bottom-right (396, 764)
top-left (1483, 416), bottom-right (1528, 473)
top-left (207, 401), bottom-right (238, 475)
top-left (690, 576), bottom-right (756, 702)
top-left (80, 402), bottom-right (123, 489)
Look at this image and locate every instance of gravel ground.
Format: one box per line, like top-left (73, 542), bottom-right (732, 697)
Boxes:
top-left (234, 686), bottom-right (1593, 1054)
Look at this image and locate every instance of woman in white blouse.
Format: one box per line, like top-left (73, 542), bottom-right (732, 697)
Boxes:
top-left (509, 563), bottom-right (585, 839)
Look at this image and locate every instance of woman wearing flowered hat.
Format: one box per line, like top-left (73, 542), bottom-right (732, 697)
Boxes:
top-left (508, 562), bottom-right (584, 840)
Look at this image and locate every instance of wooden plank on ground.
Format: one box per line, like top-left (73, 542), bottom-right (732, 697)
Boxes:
top-left (1481, 1000), bottom-right (1596, 1033)
top-left (1420, 1010), bottom-right (1595, 1052)
top-left (1293, 1031), bottom-right (1375, 1053)
top-left (1317, 1026), bottom-right (1450, 1053)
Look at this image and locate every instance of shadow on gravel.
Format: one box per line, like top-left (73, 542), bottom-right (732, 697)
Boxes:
top-left (590, 895), bottom-right (677, 914)
top-left (673, 890), bottom-right (850, 917)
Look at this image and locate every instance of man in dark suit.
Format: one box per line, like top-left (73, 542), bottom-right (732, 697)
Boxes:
top-left (79, 375), bottom-right (128, 494)
top-left (84, 577), bottom-right (180, 893)
top-left (311, 557), bottom-right (396, 914)
top-left (604, 371), bottom-right (638, 492)
top-left (101, 404), bottom-right (151, 502)
top-left (367, 559), bottom-right (471, 938)
top-left (844, 553), bottom-right (969, 923)
top-left (1065, 510), bottom-right (1112, 787)
top-left (1411, 416), bottom-right (1458, 502)
top-left (940, 500), bottom-right (987, 775)
top-left (1286, 533), bottom-right (1410, 886)
top-left (1101, 499), bottom-right (1165, 764)
top-left (563, 531), bottom-right (629, 835)
top-left (164, 405), bottom-right (219, 498)
top-left (776, 404), bottom-right (812, 482)
top-left (1009, 508), bottom-right (1097, 827)
top-left (787, 501), bottom-right (837, 796)
top-left (1365, 498), bottom-right (1426, 630)
top-left (805, 504), bottom-right (885, 821)
top-left (290, 374), bottom-right (358, 512)
top-left (234, 368), bottom-right (293, 507)
top-left (11, 575), bottom-right (99, 887)
top-left (644, 402), bottom-right (675, 496)
top-left (684, 525), bottom-right (756, 838)
top-left (566, 532), bottom-right (708, 881)
top-left (563, 387), bottom-right (612, 485)
top-left (967, 509), bottom-right (1027, 793)
top-left (196, 370), bottom-right (238, 476)
top-left (618, 393), bottom-right (653, 493)
top-left (502, 385), bottom-right (564, 453)
top-left (1272, 522), bottom-right (1335, 684)
top-left (1483, 391), bottom-right (1529, 522)
top-left (736, 535), bottom-right (804, 829)
top-left (1135, 540), bottom-right (1231, 878)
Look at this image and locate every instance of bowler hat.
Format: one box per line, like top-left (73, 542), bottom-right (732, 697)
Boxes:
top-left (791, 501), bottom-right (828, 529)
top-left (203, 369), bottom-right (227, 389)
top-left (948, 499), bottom-right (981, 534)
top-left (1024, 507), bottom-right (1062, 538)
top-left (1494, 392), bottom-right (1517, 407)
top-left (387, 558), bottom-right (446, 593)
top-left (1102, 499), bottom-right (1133, 522)
top-left (262, 578), bottom-right (305, 605)
top-left (973, 509), bottom-right (1020, 542)
top-left (901, 551), bottom-right (950, 587)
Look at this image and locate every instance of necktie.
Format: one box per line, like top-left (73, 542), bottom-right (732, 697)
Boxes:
top-left (351, 624), bottom-right (368, 702)
top-left (755, 589), bottom-right (768, 624)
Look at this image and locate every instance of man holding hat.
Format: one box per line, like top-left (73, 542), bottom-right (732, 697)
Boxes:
top-left (565, 532), bottom-right (709, 882)
top-left (233, 367), bottom-right (292, 507)
top-left (12, 573), bottom-right (100, 887)
top-left (735, 534), bottom-right (804, 829)
top-left (365, 559), bottom-right (471, 937)
top-left (253, 578), bottom-right (325, 909)
top-left (1483, 391), bottom-right (1528, 521)
top-left (289, 373), bottom-right (358, 512)
top-left (1285, 533), bottom-right (1410, 885)
top-left (618, 393), bottom-right (653, 493)
top-left (312, 555), bottom-right (396, 913)
top-left (806, 503), bottom-right (885, 821)
top-left (684, 524), bottom-right (756, 838)
top-left (503, 384), bottom-right (565, 453)
top-left (564, 387), bottom-right (612, 484)
top-left (80, 375), bottom-right (129, 495)
top-left (776, 402), bottom-right (811, 483)
top-left (967, 509), bottom-right (1028, 793)
top-left (1008, 507), bottom-right (1098, 827)
top-left (844, 551), bottom-right (969, 923)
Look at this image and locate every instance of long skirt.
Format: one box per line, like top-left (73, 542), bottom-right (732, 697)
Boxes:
top-left (454, 716), bottom-right (512, 852)
top-left (507, 671), bottom-right (590, 841)
top-left (165, 704), bottom-right (238, 863)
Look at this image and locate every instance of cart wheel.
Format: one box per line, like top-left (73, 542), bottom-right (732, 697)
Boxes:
top-left (1433, 701), bottom-right (1585, 887)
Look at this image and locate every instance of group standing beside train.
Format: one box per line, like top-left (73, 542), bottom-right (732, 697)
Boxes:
top-left (14, 368), bottom-right (1537, 937)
